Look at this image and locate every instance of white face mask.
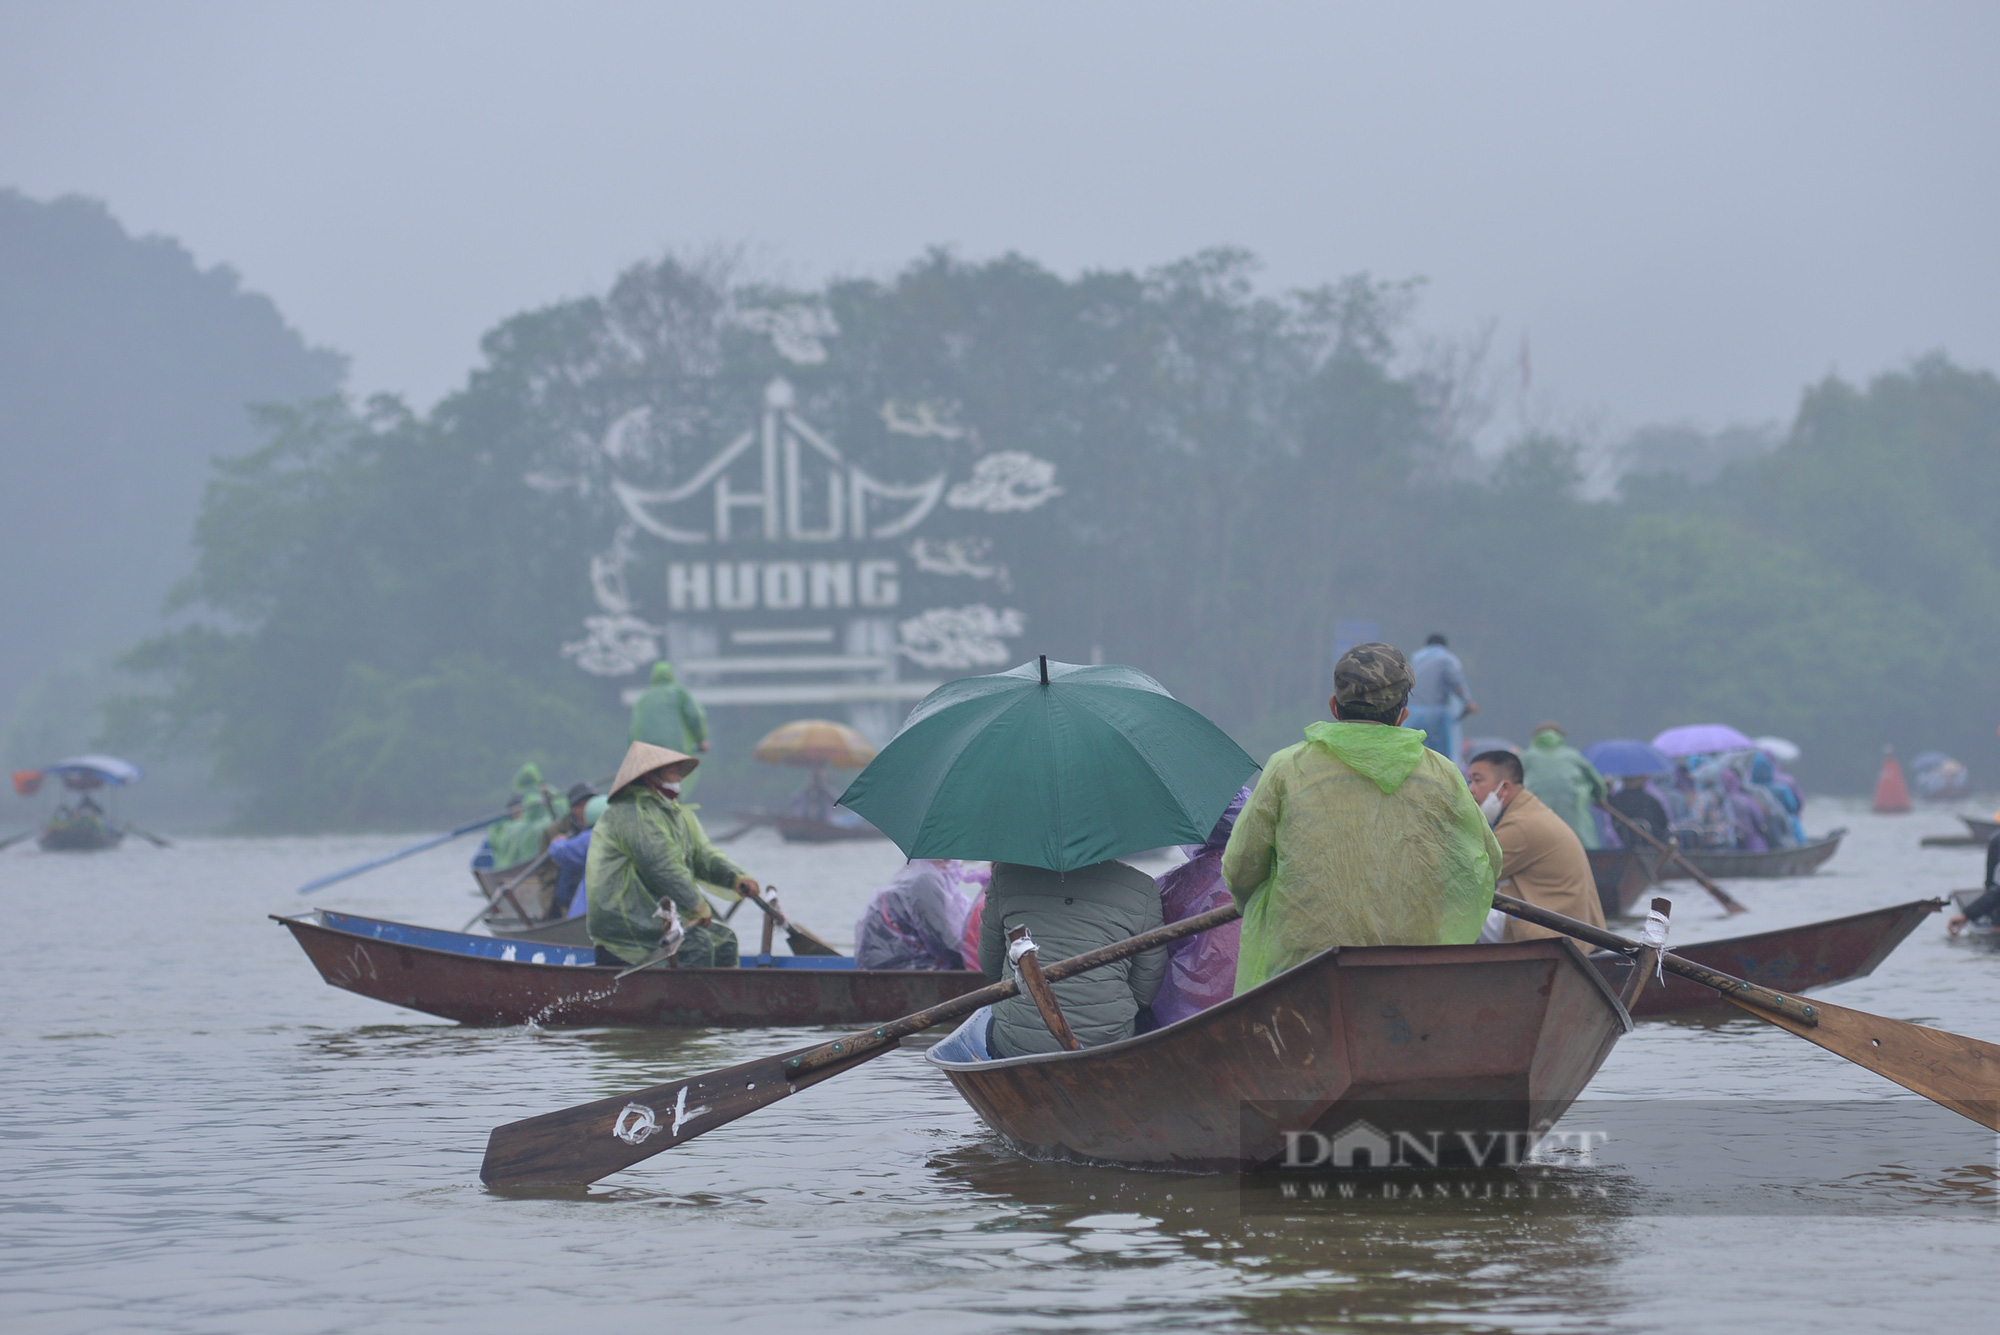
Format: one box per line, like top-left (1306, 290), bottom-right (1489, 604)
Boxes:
top-left (1479, 789), bottom-right (1505, 823)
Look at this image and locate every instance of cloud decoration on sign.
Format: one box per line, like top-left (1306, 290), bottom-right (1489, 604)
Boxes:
top-left (563, 613), bottom-right (663, 677)
top-left (897, 604), bottom-right (1027, 670)
top-left (946, 452), bottom-right (1063, 513)
top-left (734, 305), bottom-right (840, 365)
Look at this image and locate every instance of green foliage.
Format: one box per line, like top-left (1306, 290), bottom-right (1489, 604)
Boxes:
top-left (107, 249), bottom-right (2000, 828)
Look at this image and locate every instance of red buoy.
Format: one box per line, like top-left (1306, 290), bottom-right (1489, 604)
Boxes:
top-left (1872, 746), bottom-right (1912, 813)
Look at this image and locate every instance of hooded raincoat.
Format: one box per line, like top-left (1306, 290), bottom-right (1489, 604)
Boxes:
top-left (487, 762), bottom-right (562, 869)
top-left (629, 662), bottom-right (708, 795)
top-left (1222, 721), bottom-right (1499, 993)
top-left (1520, 731), bottom-right (1608, 850)
top-left (585, 785), bottom-right (746, 965)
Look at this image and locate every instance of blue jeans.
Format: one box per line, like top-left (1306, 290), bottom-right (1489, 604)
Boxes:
top-left (1405, 705), bottom-right (1459, 765)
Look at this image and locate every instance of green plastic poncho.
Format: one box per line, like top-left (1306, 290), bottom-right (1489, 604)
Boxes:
top-left (1520, 730), bottom-right (1609, 850)
top-left (1222, 720), bottom-right (1501, 993)
top-left (628, 662), bottom-right (708, 794)
top-left (486, 762), bottom-right (561, 869)
top-left (585, 785), bottom-right (747, 965)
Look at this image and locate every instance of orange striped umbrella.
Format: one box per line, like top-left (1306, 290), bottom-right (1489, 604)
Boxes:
top-left (751, 719), bottom-right (877, 770)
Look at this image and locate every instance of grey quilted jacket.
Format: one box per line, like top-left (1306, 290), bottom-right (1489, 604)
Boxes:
top-left (979, 860), bottom-right (1166, 1058)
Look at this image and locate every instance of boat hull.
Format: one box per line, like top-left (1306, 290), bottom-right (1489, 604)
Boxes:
top-left (1588, 846), bottom-right (1662, 917)
top-left (275, 911), bottom-right (985, 1027)
top-left (37, 822), bottom-right (125, 851)
top-left (1959, 816), bottom-right (2000, 843)
top-left (1657, 830), bottom-right (1844, 879)
top-left (1592, 898), bottom-right (1939, 1016)
top-left (928, 939), bottom-right (1628, 1171)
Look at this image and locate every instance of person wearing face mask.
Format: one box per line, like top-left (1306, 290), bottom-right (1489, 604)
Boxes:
top-left (584, 741), bottom-right (763, 968)
top-left (1221, 643), bottom-right (1501, 993)
top-left (1464, 749), bottom-right (1603, 944)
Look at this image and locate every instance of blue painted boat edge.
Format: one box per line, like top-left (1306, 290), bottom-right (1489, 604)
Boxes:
top-left (305, 908), bottom-right (863, 969)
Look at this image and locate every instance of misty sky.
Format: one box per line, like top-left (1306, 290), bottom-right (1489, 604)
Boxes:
top-left (3, 1), bottom-right (1994, 438)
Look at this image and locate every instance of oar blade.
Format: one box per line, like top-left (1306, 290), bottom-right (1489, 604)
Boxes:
top-left (1726, 992), bottom-right (2000, 1132)
top-left (784, 923), bottom-right (843, 957)
top-left (480, 1045), bottom-right (870, 1187)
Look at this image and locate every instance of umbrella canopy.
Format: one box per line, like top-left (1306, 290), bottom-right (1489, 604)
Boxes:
top-left (838, 658), bottom-right (1259, 872)
top-left (1651, 724), bottom-right (1753, 757)
top-left (1753, 735), bottom-right (1802, 763)
top-left (752, 719), bottom-right (878, 770)
top-left (1582, 739), bottom-right (1672, 778)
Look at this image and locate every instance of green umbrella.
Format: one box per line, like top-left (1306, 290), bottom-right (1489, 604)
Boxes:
top-left (838, 657), bottom-right (1260, 872)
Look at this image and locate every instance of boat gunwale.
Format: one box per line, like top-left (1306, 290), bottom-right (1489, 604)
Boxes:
top-left (925, 935), bottom-right (1631, 1075)
top-left (272, 911), bottom-right (981, 982)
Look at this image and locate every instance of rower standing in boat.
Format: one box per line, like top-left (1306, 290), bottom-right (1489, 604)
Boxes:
top-left (1404, 633), bottom-right (1477, 766)
top-left (1465, 749), bottom-right (1606, 942)
top-left (1221, 643), bottom-right (1501, 992)
top-left (585, 742), bottom-right (761, 968)
top-left (1520, 722), bottom-right (1609, 849)
top-left (629, 661), bottom-right (710, 797)
top-left (1946, 830), bottom-right (2000, 936)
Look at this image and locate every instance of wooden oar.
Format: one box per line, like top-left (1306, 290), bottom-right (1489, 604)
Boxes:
top-left (1596, 802), bottom-right (1749, 915)
top-left (1494, 891), bottom-right (2000, 1131)
top-left (459, 851), bottom-right (551, 931)
top-left (480, 902), bottom-right (1240, 1187)
top-left (121, 823), bottom-right (174, 848)
top-left (734, 883), bottom-right (842, 957)
top-left (296, 810), bottom-right (516, 895)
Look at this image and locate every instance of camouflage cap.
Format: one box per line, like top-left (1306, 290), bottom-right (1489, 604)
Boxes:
top-left (1333, 642), bottom-right (1415, 716)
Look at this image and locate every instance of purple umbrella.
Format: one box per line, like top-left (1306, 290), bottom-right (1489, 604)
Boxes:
top-left (1652, 724), bottom-right (1753, 757)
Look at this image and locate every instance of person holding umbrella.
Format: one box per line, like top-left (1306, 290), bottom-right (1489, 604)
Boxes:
top-left (838, 656), bottom-right (1260, 1057)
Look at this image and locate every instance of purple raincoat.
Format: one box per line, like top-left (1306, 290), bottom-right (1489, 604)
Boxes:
top-left (1150, 786), bottom-right (1253, 1027)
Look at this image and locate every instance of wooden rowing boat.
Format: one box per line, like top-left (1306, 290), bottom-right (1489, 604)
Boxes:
top-left (1588, 845), bottom-right (1663, 917)
top-left (1656, 829), bottom-right (1845, 879)
top-left (1591, 898), bottom-right (1940, 1016)
top-left (37, 819), bottom-right (125, 851)
top-left (274, 909), bottom-right (983, 1027)
top-left (925, 938), bottom-right (1627, 1171)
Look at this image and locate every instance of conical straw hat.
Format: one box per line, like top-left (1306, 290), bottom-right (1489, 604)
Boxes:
top-left (609, 741), bottom-right (698, 797)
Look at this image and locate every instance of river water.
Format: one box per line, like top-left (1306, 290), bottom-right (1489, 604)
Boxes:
top-left (3, 799), bottom-right (1995, 1333)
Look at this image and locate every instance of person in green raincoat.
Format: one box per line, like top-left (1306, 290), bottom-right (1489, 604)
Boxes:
top-left (628, 661), bottom-right (709, 795)
top-left (586, 741), bottom-right (760, 968)
top-left (486, 762), bottom-right (562, 869)
top-left (1519, 721), bottom-right (1609, 850)
top-left (1222, 643), bottom-right (1501, 993)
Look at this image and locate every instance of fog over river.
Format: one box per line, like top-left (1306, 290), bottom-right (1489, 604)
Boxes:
top-left (3, 800), bottom-right (1994, 1334)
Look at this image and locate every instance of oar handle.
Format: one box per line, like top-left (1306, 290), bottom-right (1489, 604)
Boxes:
top-left (1492, 891), bottom-right (1817, 1025)
top-left (782, 901), bottom-right (1242, 1076)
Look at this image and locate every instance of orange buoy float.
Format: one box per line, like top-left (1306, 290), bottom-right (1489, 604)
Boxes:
top-left (1871, 745), bottom-right (1912, 814)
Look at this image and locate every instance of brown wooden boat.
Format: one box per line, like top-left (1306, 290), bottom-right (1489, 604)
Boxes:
top-left (1590, 898), bottom-right (1940, 1017)
top-left (925, 938), bottom-right (1627, 1171)
top-left (1656, 829), bottom-right (1844, 879)
top-left (1588, 845), bottom-right (1662, 918)
top-left (275, 909), bottom-right (983, 1028)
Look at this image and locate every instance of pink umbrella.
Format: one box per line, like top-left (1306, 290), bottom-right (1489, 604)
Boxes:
top-left (1652, 723), bottom-right (1753, 757)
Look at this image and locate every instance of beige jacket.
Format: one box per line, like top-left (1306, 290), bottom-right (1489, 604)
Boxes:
top-left (1493, 789), bottom-right (1605, 942)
